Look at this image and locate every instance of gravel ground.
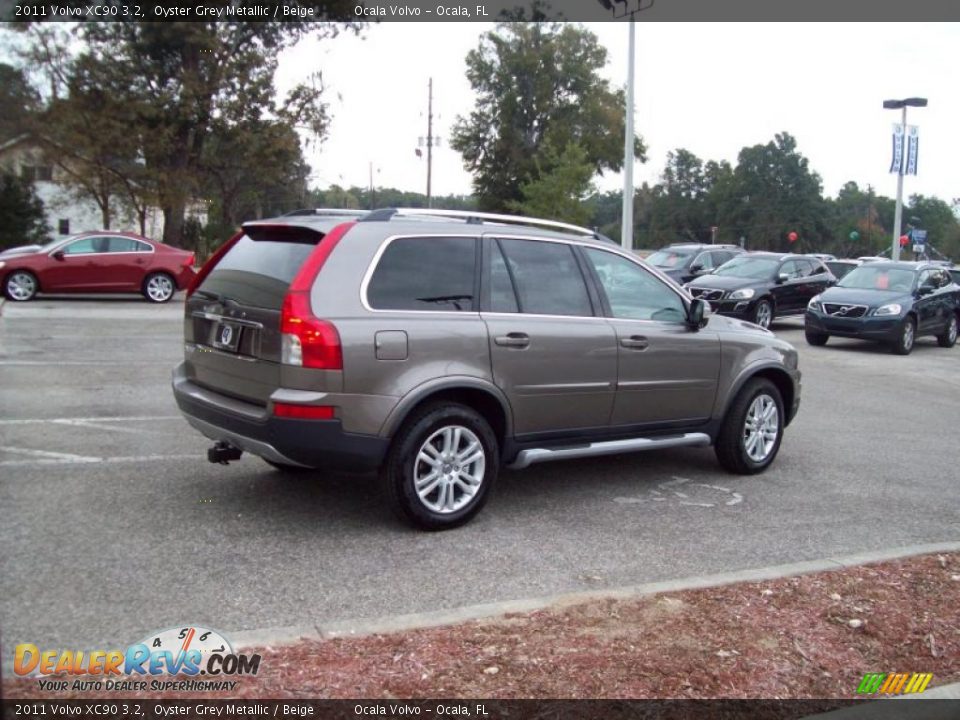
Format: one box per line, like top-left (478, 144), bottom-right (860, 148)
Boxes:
top-left (5, 552), bottom-right (958, 701)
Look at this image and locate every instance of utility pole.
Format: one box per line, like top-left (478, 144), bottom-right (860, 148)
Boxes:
top-left (621, 19), bottom-right (635, 251)
top-left (426, 78), bottom-right (434, 208)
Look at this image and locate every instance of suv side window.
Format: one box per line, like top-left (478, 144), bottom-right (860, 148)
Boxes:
top-left (780, 260), bottom-right (802, 280)
top-left (807, 260), bottom-right (826, 275)
top-left (487, 241), bottom-right (520, 313)
top-left (584, 247), bottom-right (687, 323)
top-left (497, 238), bottom-right (593, 316)
top-left (693, 252), bottom-right (715, 271)
top-left (368, 236), bottom-right (477, 312)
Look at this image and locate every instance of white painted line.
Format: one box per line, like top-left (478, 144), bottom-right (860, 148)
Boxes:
top-left (0, 416), bottom-right (182, 425)
top-left (0, 453), bottom-right (205, 467)
top-left (50, 419), bottom-right (160, 436)
top-left (0, 446), bottom-right (101, 462)
top-left (0, 361), bottom-right (174, 366)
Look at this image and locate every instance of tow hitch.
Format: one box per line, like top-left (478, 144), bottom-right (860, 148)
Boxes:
top-left (208, 441), bottom-right (243, 465)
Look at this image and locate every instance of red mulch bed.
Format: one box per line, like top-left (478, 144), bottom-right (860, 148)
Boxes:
top-left (5, 553), bottom-right (959, 700)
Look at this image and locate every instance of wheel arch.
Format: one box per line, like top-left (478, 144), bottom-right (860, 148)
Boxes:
top-left (720, 363), bottom-right (796, 429)
top-left (380, 377), bottom-right (513, 456)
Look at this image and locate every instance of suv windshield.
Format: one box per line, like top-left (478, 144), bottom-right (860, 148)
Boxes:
top-left (713, 256), bottom-right (779, 279)
top-left (646, 248), bottom-right (695, 268)
top-left (197, 234), bottom-right (318, 310)
top-left (838, 266), bottom-right (916, 292)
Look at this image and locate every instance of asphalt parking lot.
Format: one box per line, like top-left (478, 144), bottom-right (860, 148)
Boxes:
top-left (1, 296), bottom-right (958, 656)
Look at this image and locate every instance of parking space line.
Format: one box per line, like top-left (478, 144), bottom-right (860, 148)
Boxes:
top-left (0, 416), bottom-right (182, 425)
top-left (0, 361), bottom-right (174, 366)
top-left (0, 452), bottom-right (205, 467)
top-left (0, 446), bottom-right (100, 463)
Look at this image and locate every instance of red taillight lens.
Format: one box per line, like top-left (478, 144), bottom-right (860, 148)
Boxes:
top-left (186, 231), bottom-right (243, 298)
top-left (272, 403), bottom-right (336, 420)
top-left (184, 253), bottom-right (196, 267)
top-left (278, 221), bottom-right (355, 370)
top-left (280, 292), bottom-right (342, 369)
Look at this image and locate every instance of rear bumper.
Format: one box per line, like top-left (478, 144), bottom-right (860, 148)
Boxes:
top-left (172, 363), bottom-right (387, 472)
top-left (805, 311), bottom-right (901, 341)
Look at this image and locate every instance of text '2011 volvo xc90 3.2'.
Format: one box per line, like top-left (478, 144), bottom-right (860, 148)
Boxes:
top-left (172, 209), bottom-right (801, 530)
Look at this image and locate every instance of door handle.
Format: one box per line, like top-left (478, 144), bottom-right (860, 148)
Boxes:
top-left (494, 332), bottom-right (530, 348)
top-left (620, 335), bottom-right (649, 350)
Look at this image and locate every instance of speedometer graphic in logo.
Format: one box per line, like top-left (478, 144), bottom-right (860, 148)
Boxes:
top-left (137, 626), bottom-right (233, 668)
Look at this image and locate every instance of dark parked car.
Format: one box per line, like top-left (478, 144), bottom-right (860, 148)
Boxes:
top-left (0, 232), bottom-right (196, 303)
top-left (173, 208), bottom-right (801, 529)
top-left (645, 243), bottom-right (744, 285)
top-left (825, 259), bottom-right (862, 281)
top-left (805, 262), bottom-right (959, 354)
top-left (685, 253), bottom-right (836, 329)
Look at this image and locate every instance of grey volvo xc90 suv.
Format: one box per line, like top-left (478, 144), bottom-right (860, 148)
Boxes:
top-left (172, 209), bottom-right (801, 529)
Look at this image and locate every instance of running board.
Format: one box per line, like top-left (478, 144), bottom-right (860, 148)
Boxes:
top-left (507, 433), bottom-right (712, 470)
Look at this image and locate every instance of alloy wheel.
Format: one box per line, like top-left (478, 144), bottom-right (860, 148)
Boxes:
top-left (413, 425), bottom-right (486, 514)
top-left (145, 274), bottom-right (174, 302)
top-left (743, 394), bottom-right (780, 463)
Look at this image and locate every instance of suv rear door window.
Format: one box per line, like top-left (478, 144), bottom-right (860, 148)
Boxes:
top-left (368, 236), bottom-right (477, 312)
top-left (497, 238), bottom-right (593, 317)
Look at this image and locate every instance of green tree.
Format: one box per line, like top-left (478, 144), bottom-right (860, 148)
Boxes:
top-left (714, 132), bottom-right (827, 252)
top-left (452, 22), bottom-right (645, 212)
top-left (906, 194), bottom-right (960, 259)
top-left (0, 172), bottom-right (49, 250)
top-left (0, 63), bottom-right (40, 141)
top-left (508, 142), bottom-right (596, 226)
top-left (21, 16), bottom-right (361, 245)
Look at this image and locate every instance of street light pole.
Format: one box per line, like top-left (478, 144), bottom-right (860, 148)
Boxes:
top-left (621, 19), bottom-right (635, 251)
top-left (883, 97), bottom-right (927, 261)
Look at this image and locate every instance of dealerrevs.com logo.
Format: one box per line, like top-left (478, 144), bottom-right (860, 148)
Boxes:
top-left (15, 626), bottom-right (261, 692)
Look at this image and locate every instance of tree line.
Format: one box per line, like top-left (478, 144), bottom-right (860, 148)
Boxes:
top-left (1, 20), bottom-right (957, 260)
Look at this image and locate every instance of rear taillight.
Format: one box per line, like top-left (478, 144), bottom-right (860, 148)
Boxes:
top-left (186, 231), bottom-right (243, 298)
top-left (279, 221), bottom-right (355, 370)
top-left (184, 253), bottom-right (196, 267)
top-left (280, 292), bottom-right (342, 369)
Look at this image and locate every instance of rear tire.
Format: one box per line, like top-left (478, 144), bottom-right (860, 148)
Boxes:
top-left (715, 378), bottom-right (785, 475)
top-left (381, 403), bottom-right (498, 530)
top-left (891, 316), bottom-right (916, 355)
top-left (937, 313), bottom-right (958, 348)
top-left (805, 331), bottom-right (829, 346)
top-left (143, 272), bottom-right (175, 303)
top-left (4, 270), bottom-right (38, 301)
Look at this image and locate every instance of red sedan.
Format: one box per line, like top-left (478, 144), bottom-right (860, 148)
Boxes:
top-left (0, 232), bottom-right (197, 303)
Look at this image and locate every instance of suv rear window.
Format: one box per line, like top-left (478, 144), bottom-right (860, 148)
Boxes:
top-left (368, 236), bottom-right (477, 312)
top-left (198, 234), bottom-right (318, 310)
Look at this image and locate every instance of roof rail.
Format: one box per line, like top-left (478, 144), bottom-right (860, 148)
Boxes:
top-left (358, 207), bottom-right (600, 239)
top-left (281, 208), bottom-right (370, 217)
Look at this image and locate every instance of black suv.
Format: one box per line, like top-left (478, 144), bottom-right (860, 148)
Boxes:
top-left (646, 243), bottom-right (744, 285)
top-left (685, 253), bottom-right (836, 329)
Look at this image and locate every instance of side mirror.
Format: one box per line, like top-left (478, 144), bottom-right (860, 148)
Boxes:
top-left (52, 251), bottom-right (65, 261)
top-left (689, 263), bottom-right (704, 275)
top-left (776, 273), bottom-right (789, 284)
top-left (917, 284), bottom-right (936, 296)
top-left (686, 298), bottom-right (710, 330)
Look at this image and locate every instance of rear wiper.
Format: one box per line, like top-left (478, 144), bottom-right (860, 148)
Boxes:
top-left (416, 294), bottom-right (473, 310)
top-left (194, 290), bottom-right (239, 308)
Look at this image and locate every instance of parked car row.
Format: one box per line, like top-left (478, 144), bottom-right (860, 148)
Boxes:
top-left (0, 232), bottom-right (196, 303)
top-left (649, 244), bottom-right (960, 356)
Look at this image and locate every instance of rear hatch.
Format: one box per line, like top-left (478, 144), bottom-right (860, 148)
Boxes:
top-left (183, 223), bottom-right (328, 405)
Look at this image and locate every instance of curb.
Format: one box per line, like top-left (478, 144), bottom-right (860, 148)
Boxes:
top-left (230, 540), bottom-right (960, 649)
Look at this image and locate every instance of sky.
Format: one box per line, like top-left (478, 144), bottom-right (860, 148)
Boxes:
top-left (276, 22), bottom-right (960, 205)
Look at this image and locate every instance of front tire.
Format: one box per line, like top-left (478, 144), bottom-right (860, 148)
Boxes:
top-left (4, 270), bottom-right (39, 301)
top-left (805, 330), bottom-right (829, 346)
top-left (381, 403), bottom-right (498, 530)
top-left (715, 378), bottom-right (785, 475)
top-left (751, 299), bottom-right (773, 329)
top-left (937, 313), bottom-right (958, 348)
top-left (891, 316), bottom-right (916, 355)
top-left (143, 272), bottom-right (175, 303)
